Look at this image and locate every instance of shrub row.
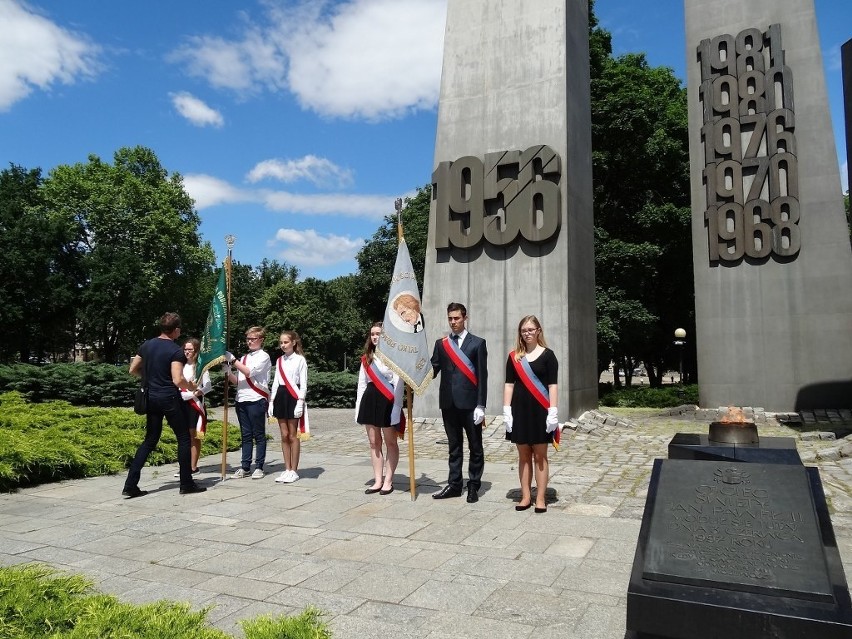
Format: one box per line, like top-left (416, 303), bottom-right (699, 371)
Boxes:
top-left (0, 363), bottom-right (358, 409)
top-left (599, 383), bottom-right (699, 408)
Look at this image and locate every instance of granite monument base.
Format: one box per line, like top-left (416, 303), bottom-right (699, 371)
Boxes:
top-left (668, 433), bottom-right (802, 465)
top-left (626, 459), bottom-right (852, 638)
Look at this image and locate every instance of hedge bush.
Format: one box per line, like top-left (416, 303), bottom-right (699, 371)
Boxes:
top-left (599, 383), bottom-right (699, 408)
top-left (0, 363), bottom-right (358, 409)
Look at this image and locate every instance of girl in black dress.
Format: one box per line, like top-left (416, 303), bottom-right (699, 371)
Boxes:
top-left (503, 315), bottom-right (559, 512)
top-left (356, 322), bottom-right (403, 495)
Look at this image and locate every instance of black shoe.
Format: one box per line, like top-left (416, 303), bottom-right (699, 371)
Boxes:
top-left (179, 483), bottom-right (207, 495)
top-left (534, 506), bottom-right (547, 514)
top-left (515, 503), bottom-right (532, 511)
top-left (380, 484), bottom-right (394, 495)
top-left (122, 488), bottom-right (148, 499)
top-left (432, 485), bottom-right (462, 499)
top-left (466, 487), bottom-right (479, 503)
top-left (364, 487), bottom-right (382, 495)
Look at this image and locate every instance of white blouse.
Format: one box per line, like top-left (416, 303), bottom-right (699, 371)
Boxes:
top-left (270, 352), bottom-right (308, 401)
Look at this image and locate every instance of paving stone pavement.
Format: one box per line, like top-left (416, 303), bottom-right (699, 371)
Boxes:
top-left (1, 408), bottom-right (850, 638)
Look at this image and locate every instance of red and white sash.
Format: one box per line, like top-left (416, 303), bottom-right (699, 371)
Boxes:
top-left (362, 355), bottom-right (406, 438)
top-left (442, 336), bottom-right (477, 386)
top-left (511, 353), bottom-right (560, 451)
top-left (187, 396), bottom-right (208, 439)
top-left (277, 355), bottom-right (310, 440)
top-left (242, 355), bottom-right (270, 399)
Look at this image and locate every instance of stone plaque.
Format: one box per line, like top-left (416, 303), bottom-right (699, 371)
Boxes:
top-left (644, 459), bottom-right (831, 601)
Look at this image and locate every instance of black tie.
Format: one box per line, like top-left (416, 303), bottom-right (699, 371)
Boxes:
top-left (451, 334), bottom-right (459, 344)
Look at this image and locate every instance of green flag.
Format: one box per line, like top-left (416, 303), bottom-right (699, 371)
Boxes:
top-left (197, 267), bottom-right (228, 378)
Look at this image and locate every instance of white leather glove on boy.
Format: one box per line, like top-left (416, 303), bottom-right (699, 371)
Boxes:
top-left (546, 406), bottom-right (559, 433)
top-left (503, 406), bottom-right (513, 433)
top-left (473, 406), bottom-right (485, 425)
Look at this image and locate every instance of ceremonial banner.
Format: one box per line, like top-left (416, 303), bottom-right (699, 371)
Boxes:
top-left (376, 238), bottom-right (433, 394)
top-left (197, 267), bottom-right (228, 379)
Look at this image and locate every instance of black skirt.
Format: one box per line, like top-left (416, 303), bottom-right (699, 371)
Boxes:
top-left (357, 383), bottom-right (393, 427)
top-left (272, 387), bottom-right (299, 419)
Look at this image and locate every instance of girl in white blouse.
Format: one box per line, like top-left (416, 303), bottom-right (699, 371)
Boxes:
top-left (180, 338), bottom-right (212, 474)
top-left (269, 330), bottom-right (308, 483)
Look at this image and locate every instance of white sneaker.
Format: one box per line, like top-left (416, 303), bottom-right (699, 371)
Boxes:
top-left (277, 469), bottom-right (298, 484)
top-left (232, 468), bottom-right (249, 479)
top-left (251, 468), bottom-right (264, 479)
top-left (275, 471), bottom-right (289, 483)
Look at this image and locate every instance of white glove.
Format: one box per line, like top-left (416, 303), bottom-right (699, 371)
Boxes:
top-left (224, 351), bottom-right (235, 363)
top-left (267, 402), bottom-right (274, 418)
top-left (181, 390), bottom-right (194, 401)
top-left (546, 406), bottom-right (559, 433)
top-left (473, 406), bottom-right (485, 425)
top-left (503, 406), bottom-right (513, 433)
top-left (294, 399), bottom-right (304, 418)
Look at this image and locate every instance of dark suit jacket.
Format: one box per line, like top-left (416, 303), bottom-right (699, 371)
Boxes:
top-left (431, 333), bottom-right (488, 411)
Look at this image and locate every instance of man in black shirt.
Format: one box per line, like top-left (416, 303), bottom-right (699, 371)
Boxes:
top-left (123, 312), bottom-right (206, 497)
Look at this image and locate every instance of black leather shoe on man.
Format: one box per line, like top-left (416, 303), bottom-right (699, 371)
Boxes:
top-left (179, 483), bottom-right (207, 495)
top-left (121, 487), bottom-right (148, 499)
top-left (432, 485), bottom-right (462, 499)
top-left (466, 486), bottom-right (479, 503)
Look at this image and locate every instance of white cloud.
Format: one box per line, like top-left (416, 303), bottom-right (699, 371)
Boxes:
top-left (269, 227), bottom-right (365, 267)
top-left (168, 0), bottom-right (446, 120)
top-left (170, 91), bottom-right (224, 127)
top-left (285, 0), bottom-right (445, 119)
top-left (184, 173), bottom-right (254, 209)
top-left (246, 155), bottom-right (353, 188)
top-left (167, 30), bottom-right (287, 95)
top-left (261, 190), bottom-right (393, 219)
top-left (0, 0), bottom-right (101, 111)
top-left (184, 172), bottom-right (395, 220)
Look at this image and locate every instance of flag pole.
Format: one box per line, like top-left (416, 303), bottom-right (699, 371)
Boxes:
top-left (406, 386), bottom-right (415, 500)
top-left (220, 235), bottom-right (235, 481)
top-left (394, 198), bottom-right (418, 501)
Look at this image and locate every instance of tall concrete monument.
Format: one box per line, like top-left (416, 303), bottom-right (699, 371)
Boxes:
top-left (418, 0), bottom-right (597, 418)
top-left (685, 0), bottom-right (852, 410)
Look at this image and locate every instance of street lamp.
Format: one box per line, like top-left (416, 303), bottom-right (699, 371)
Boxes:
top-left (674, 328), bottom-right (687, 384)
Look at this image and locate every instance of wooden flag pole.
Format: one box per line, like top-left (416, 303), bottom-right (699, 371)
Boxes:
top-left (407, 385), bottom-right (416, 500)
top-left (393, 198), bottom-right (418, 500)
top-left (220, 235), bottom-right (235, 480)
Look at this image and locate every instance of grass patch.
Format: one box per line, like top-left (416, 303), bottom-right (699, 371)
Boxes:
top-left (0, 564), bottom-right (330, 639)
top-left (0, 392), bottom-right (241, 492)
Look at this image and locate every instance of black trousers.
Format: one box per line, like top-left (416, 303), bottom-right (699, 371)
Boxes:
top-left (441, 405), bottom-right (484, 491)
top-left (124, 394), bottom-right (192, 490)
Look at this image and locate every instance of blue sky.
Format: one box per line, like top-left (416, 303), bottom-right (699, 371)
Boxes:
top-left (1, 0), bottom-right (849, 280)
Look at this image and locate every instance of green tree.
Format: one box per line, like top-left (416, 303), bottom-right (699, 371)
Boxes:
top-left (227, 258), bottom-right (299, 351)
top-left (590, 21), bottom-right (694, 386)
top-left (355, 186), bottom-right (430, 323)
top-left (257, 274), bottom-right (364, 372)
top-left (0, 165), bottom-right (80, 363)
top-left (39, 147), bottom-right (215, 362)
